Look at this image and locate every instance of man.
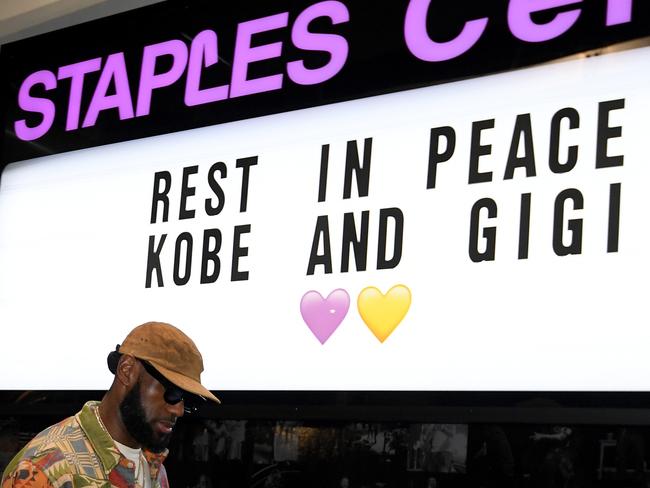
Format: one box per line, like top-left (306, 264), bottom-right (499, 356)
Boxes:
top-left (1, 321), bottom-right (220, 488)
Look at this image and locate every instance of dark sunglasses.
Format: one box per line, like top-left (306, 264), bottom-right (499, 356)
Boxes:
top-left (138, 359), bottom-right (200, 414)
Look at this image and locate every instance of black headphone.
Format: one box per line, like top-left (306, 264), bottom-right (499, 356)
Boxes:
top-left (107, 345), bottom-right (122, 374)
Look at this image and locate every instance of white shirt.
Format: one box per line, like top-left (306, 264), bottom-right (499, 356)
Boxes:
top-left (114, 440), bottom-right (152, 488)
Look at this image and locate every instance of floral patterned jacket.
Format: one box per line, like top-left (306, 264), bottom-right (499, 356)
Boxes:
top-left (1, 401), bottom-right (169, 488)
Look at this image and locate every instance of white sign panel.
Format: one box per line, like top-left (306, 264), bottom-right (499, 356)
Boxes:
top-left (1, 47), bottom-right (648, 391)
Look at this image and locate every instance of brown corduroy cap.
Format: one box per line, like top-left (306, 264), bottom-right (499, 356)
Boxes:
top-left (118, 321), bottom-right (220, 404)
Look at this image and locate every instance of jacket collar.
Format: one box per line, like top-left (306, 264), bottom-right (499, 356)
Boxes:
top-left (77, 401), bottom-right (168, 477)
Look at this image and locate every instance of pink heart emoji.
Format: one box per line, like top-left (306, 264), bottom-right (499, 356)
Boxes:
top-left (300, 289), bottom-right (350, 344)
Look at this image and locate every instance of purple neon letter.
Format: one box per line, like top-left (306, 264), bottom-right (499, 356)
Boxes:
top-left (287, 1), bottom-right (350, 86)
top-left (508, 0), bottom-right (582, 43)
top-left (136, 39), bottom-right (189, 117)
top-left (606, 0), bottom-right (632, 25)
top-left (231, 12), bottom-right (289, 98)
top-left (83, 53), bottom-right (134, 127)
top-left (15, 70), bottom-right (57, 141)
top-left (404, 0), bottom-right (488, 62)
top-left (58, 58), bottom-right (102, 131)
top-left (185, 30), bottom-right (229, 106)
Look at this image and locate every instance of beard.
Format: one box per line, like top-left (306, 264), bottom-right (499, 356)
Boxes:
top-left (119, 381), bottom-right (172, 453)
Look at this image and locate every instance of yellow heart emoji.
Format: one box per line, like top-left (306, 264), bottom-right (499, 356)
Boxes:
top-left (357, 285), bottom-right (411, 343)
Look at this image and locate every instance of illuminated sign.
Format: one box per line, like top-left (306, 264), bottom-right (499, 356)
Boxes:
top-left (2, 0), bottom-right (647, 163)
top-left (1, 46), bottom-right (648, 390)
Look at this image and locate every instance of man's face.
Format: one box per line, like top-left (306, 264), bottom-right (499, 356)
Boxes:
top-left (119, 365), bottom-right (184, 452)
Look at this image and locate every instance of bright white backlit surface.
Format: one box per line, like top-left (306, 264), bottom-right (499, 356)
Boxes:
top-left (1, 47), bottom-right (649, 391)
